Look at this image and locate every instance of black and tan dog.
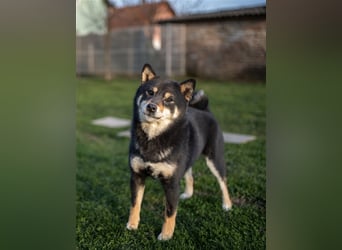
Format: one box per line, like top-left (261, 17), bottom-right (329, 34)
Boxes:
top-left (126, 64), bottom-right (232, 240)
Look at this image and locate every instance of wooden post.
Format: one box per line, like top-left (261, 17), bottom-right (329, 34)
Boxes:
top-left (104, 5), bottom-right (112, 81)
top-left (165, 23), bottom-right (172, 77)
top-left (87, 43), bottom-right (95, 74)
top-left (180, 24), bottom-right (186, 76)
top-left (104, 31), bottom-right (112, 81)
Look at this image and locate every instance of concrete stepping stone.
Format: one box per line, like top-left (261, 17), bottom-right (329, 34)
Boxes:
top-left (222, 132), bottom-right (256, 144)
top-left (91, 116), bottom-right (130, 128)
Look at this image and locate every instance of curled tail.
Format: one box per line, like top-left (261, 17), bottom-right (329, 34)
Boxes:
top-left (189, 90), bottom-right (210, 111)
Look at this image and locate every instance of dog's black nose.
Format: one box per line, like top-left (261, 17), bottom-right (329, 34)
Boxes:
top-left (146, 103), bottom-right (157, 113)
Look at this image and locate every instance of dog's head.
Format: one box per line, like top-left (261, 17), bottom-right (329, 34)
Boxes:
top-left (133, 64), bottom-right (196, 138)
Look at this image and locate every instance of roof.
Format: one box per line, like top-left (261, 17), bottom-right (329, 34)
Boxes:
top-left (109, 2), bottom-right (175, 30)
top-left (157, 6), bottom-right (266, 24)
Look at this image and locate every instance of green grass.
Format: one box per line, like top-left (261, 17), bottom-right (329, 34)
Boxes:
top-left (76, 77), bottom-right (265, 249)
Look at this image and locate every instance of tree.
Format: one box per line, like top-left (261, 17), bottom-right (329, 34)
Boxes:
top-left (76, 0), bottom-right (114, 80)
top-left (76, 0), bottom-right (108, 36)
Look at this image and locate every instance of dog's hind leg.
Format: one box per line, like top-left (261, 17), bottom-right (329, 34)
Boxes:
top-left (205, 157), bottom-right (232, 211)
top-left (127, 172), bottom-right (146, 230)
top-left (180, 168), bottom-right (194, 200)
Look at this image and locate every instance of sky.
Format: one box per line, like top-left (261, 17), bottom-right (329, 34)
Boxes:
top-left (109, 0), bottom-right (266, 15)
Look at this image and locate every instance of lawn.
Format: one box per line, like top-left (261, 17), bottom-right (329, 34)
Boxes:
top-left (76, 77), bottom-right (266, 249)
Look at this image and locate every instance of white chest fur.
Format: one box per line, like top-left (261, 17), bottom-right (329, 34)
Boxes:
top-left (130, 156), bottom-right (176, 178)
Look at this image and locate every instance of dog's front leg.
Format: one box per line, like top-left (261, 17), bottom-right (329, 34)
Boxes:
top-left (158, 179), bottom-right (179, 241)
top-left (127, 172), bottom-right (145, 230)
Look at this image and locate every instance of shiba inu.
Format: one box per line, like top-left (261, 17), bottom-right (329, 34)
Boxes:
top-left (126, 64), bottom-right (232, 240)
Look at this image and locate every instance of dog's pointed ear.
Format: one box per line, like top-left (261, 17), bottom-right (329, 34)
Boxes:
top-left (141, 64), bottom-right (156, 84)
top-left (180, 79), bottom-right (196, 102)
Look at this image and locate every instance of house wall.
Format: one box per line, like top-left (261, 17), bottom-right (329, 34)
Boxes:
top-left (185, 17), bottom-right (266, 82)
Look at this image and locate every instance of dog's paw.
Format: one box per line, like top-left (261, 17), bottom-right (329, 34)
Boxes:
top-left (222, 203), bottom-right (232, 211)
top-left (126, 222), bottom-right (138, 230)
top-left (180, 192), bottom-right (192, 200)
top-left (158, 233), bottom-right (173, 241)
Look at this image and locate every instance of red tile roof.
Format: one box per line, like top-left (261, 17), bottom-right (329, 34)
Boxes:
top-left (109, 2), bottom-right (175, 30)
top-left (158, 6), bottom-right (266, 24)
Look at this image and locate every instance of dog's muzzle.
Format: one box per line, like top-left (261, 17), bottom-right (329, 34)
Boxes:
top-left (140, 102), bottom-right (162, 122)
top-left (146, 103), bottom-right (157, 113)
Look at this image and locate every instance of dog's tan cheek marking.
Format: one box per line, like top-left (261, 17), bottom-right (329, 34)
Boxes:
top-left (127, 185), bottom-right (145, 230)
top-left (161, 107), bottom-right (171, 118)
top-left (158, 211), bottom-right (177, 240)
top-left (172, 107), bottom-right (180, 119)
top-left (157, 103), bottom-right (164, 112)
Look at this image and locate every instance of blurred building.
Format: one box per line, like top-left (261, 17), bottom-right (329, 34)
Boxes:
top-left (158, 6), bottom-right (266, 81)
top-left (108, 2), bottom-right (175, 51)
top-left (108, 2), bottom-right (175, 30)
top-left (76, 2), bottom-right (266, 82)
top-left (76, 2), bottom-right (183, 77)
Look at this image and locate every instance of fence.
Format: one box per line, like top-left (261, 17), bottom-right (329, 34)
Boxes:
top-left (76, 24), bottom-right (186, 77)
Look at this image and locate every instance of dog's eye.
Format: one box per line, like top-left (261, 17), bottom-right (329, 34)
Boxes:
top-left (164, 96), bottom-right (174, 104)
top-left (146, 89), bottom-right (154, 96)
